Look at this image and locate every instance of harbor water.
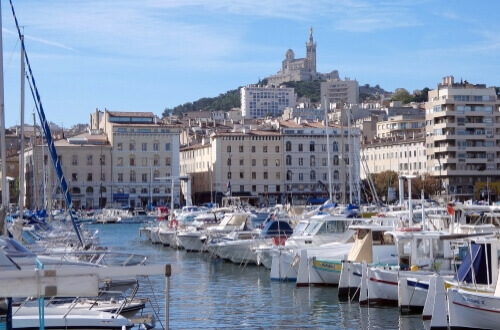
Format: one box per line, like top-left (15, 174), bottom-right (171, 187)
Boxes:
top-left (87, 222), bottom-right (425, 329)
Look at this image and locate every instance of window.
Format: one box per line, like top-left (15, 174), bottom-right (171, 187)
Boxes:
top-left (239, 146), bottom-right (244, 152)
top-left (154, 156), bottom-right (160, 166)
top-left (298, 144), bottom-right (303, 152)
top-left (276, 185), bottom-right (280, 192)
top-left (275, 146), bottom-right (279, 152)
top-left (72, 173), bottom-right (78, 181)
top-left (87, 173), bottom-right (92, 181)
top-left (165, 143), bottom-right (170, 151)
top-left (263, 159), bottom-right (268, 166)
top-left (129, 141), bottom-right (135, 151)
top-left (100, 155), bottom-right (105, 165)
top-left (275, 159), bottom-right (280, 166)
top-left (309, 141), bottom-right (315, 152)
top-left (287, 171), bottom-right (292, 181)
top-left (228, 172), bottom-right (232, 179)
top-left (264, 185), bottom-right (268, 192)
top-left (227, 146), bottom-right (232, 153)
top-left (251, 146), bottom-right (256, 153)
top-left (310, 155), bottom-right (315, 166)
top-left (333, 142), bottom-right (339, 152)
top-left (263, 146), bottom-right (268, 153)
top-left (333, 155), bottom-right (339, 166)
top-left (240, 172), bottom-right (244, 179)
top-left (87, 155), bottom-right (93, 166)
top-left (117, 173), bottom-right (123, 182)
top-left (72, 155), bottom-right (78, 166)
top-left (286, 155), bottom-right (292, 166)
top-left (130, 171), bottom-right (136, 182)
top-left (130, 156), bottom-right (135, 166)
top-left (276, 172), bottom-right (280, 180)
top-left (117, 142), bottom-right (123, 150)
top-left (299, 158), bottom-right (304, 166)
top-left (165, 157), bottom-right (171, 166)
top-left (142, 173), bottom-right (148, 182)
top-left (142, 143), bottom-right (147, 151)
top-left (252, 185), bottom-right (256, 192)
top-left (117, 157), bottom-right (123, 166)
top-left (299, 173), bottom-right (304, 181)
top-left (322, 158), bottom-right (327, 166)
top-left (310, 170), bottom-right (316, 181)
top-left (239, 159), bottom-right (244, 166)
top-left (227, 158), bottom-right (232, 166)
top-left (263, 172), bottom-right (268, 179)
top-left (142, 157), bottom-right (147, 166)
top-left (252, 172), bottom-right (256, 179)
top-left (286, 141), bottom-right (291, 152)
top-left (153, 142), bottom-right (159, 151)
top-left (252, 159), bottom-right (256, 166)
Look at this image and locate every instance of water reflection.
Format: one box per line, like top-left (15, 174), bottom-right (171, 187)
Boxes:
top-left (88, 223), bottom-right (426, 329)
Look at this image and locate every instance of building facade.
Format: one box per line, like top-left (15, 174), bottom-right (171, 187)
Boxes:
top-left (425, 76), bottom-right (500, 202)
top-left (240, 85), bottom-right (296, 119)
top-left (180, 118), bottom-right (361, 207)
top-left (321, 78), bottom-right (359, 107)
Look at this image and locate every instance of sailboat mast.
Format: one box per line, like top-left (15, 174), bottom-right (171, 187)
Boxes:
top-left (0, 0), bottom-right (8, 236)
top-left (324, 94), bottom-right (333, 202)
top-left (340, 100), bottom-right (346, 205)
top-left (19, 35), bottom-right (25, 214)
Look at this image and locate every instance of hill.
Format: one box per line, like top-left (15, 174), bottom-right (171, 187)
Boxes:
top-left (161, 81), bottom-right (393, 118)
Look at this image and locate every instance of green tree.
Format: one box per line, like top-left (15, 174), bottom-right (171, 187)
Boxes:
top-left (391, 88), bottom-right (412, 104)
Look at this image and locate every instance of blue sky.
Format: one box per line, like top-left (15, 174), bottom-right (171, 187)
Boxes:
top-left (2, 0), bottom-right (500, 128)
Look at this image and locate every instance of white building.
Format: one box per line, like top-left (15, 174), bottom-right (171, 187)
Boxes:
top-left (240, 85), bottom-right (296, 119)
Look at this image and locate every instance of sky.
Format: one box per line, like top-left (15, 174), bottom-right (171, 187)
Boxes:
top-left (2, 0), bottom-right (500, 128)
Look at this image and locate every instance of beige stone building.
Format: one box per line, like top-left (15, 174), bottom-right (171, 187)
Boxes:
top-left (180, 118), bottom-right (361, 206)
top-left (22, 110), bottom-right (182, 210)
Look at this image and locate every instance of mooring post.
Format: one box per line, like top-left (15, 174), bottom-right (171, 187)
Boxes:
top-left (165, 264), bottom-right (171, 329)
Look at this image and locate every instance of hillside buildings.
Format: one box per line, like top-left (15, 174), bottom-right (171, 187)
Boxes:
top-left (9, 75), bottom-right (500, 210)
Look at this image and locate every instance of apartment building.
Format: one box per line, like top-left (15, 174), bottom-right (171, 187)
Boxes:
top-left (425, 76), bottom-right (500, 202)
top-left (321, 78), bottom-right (359, 107)
top-left (240, 85), bottom-right (296, 119)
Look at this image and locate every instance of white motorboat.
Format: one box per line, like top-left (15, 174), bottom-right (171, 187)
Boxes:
top-left (212, 219), bottom-right (294, 265)
top-left (178, 211), bottom-right (253, 252)
top-left (270, 213), bottom-right (358, 282)
top-left (12, 306), bottom-right (133, 329)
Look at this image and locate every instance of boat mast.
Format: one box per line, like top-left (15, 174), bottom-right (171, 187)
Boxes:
top-left (19, 34), bottom-right (25, 215)
top-left (324, 94), bottom-right (333, 203)
top-left (0, 0), bottom-right (7, 236)
top-left (10, 0), bottom-right (84, 246)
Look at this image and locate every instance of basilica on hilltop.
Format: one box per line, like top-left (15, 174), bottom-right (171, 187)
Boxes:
top-left (266, 27), bottom-right (339, 86)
